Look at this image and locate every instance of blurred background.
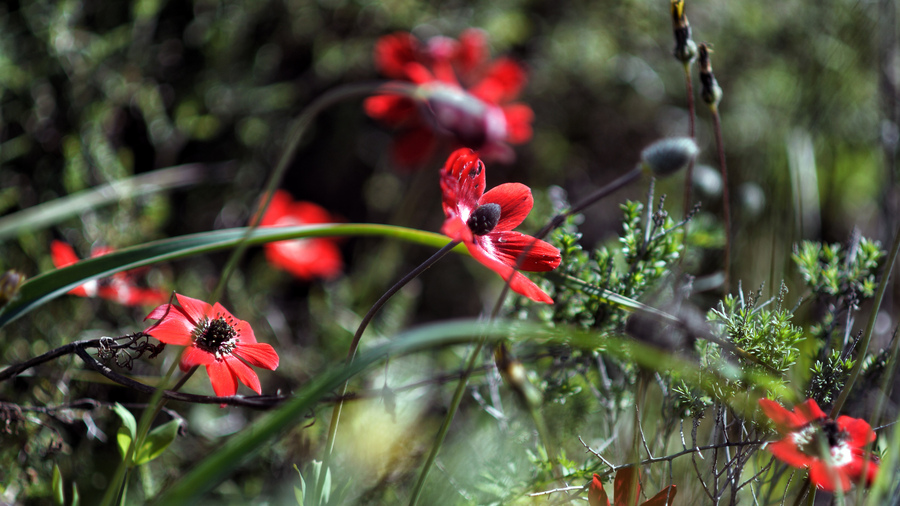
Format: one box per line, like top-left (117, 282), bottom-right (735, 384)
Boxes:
top-left (0, 0), bottom-right (897, 503)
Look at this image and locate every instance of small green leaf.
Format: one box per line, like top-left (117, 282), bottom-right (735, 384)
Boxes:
top-left (112, 403), bottom-right (137, 463)
top-left (134, 419), bottom-right (180, 465)
top-left (52, 464), bottom-right (64, 505)
top-left (111, 403), bottom-right (137, 439)
top-left (71, 482), bottom-right (80, 506)
top-left (116, 427), bottom-right (134, 464)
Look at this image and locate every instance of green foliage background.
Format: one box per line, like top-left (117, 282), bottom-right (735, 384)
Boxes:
top-left (0, 0), bottom-right (896, 503)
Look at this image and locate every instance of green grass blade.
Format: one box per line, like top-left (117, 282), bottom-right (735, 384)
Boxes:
top-left (0, 224), bottom-right (464, 328)
top-left (153, 317), bottom-right (781, 504)
top-left (153, 319), bottom-right (508, 505)
top-left (0, 163), bottom-right (222, 241)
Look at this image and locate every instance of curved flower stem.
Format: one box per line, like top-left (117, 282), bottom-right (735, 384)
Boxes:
top-left (320, 240), bottom-right (460, 494)
top-left (682, 61), bottom-right (697, 222)
top-left (209, 81), bottom-right (416, 303)
top-left (409, 333), bottom-right (487, 506)
top-left (709, 105), bottom-right (731, 294)
top-left (410, 166), bottom-right (648, 503)
top-left (830, 223), bottom-right (900, 417)
top-left (492, 164), bottom-right (645, 319)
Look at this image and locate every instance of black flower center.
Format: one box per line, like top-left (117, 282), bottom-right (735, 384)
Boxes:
top-left (467, 203), bottom-right (501, 236)
top-left (821, 419), bottom-right (847, 448)
top-left (195, 316), bottom-right (239, 358)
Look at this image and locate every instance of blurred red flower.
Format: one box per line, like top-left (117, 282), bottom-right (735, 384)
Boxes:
top-left (439, 149), bottom-right (560, 303)
top-left (365, 29), bottom-right (534, 169)
top-left (144, 293), bottom-right (279, 398)
top-left (50, 240), bottom-right (168, 307)
top-left (589, 468), bottom-right (677, 506)
top-left (258, 190), bottom-right (343, 281)
top-left (759, 398), bottom-right (879, 492)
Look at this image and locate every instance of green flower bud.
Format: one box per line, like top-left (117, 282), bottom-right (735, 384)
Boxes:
top-left (640, 137), bottom-right (699, 177)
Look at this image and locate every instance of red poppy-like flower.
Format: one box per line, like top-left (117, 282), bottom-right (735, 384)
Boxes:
top-left (144, 294), bottom-right (279, 398)
top-left (440, 149), bottom-right (560, 303)
top-left (589, 468), bottom-right (677, 506)
top-left (50, 240), bottom-right (168, 307)
top-left (759, 398), bottom-right (879, 492)
top-left (364, 29), bottom-right (534, 169)
top-left (257, 190), bottom-right (343, 281)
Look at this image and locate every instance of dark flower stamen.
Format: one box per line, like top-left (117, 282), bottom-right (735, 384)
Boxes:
top-left (196, 316), bottom-right (238, 357)
top-left (467, 203), bottom-right (501, 235)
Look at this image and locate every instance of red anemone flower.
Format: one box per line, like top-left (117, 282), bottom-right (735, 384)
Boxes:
top-left (50, 240), bottom-right (168, 307)
top-left (144, 294), bottom-right (279, 398)
top-left (257, 190), bottom-right (343, 280)
top-left (589, 468), bottom-right (677, 506)
top-left (364, 29), bottom-right (534, 169)
top-left (440, 149), bottom-right (560, 303)
top-left (759, 398), bottom-right (879, 492)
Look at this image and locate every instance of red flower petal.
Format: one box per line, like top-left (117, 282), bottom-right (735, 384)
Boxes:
top-left (836, 415), bottom-right (876, 448)
top-left (206, 360), bottom-right (239, 398)
top-left (235, 342), bottom-right (279, 370)
top-left (589, 474), bottom-right (611, 506)
top-left (440, 148), bottom-right (486, 220)
top-left (642, 485), bottom-right (677, 506)
top-left (766, 439), bottom-right (814, 469)
top-left (373, 32), bottom-right (419, 80)
top-left (502, 103), bottom-right (534, 144)
top-left (363, 94), bottom-right (417, 126)
top-left (51, 240), bottom-right (80, 268)
top-left (808, 460), bottom-right (851, 492)
top-left (794, 399), bottom-right (827, 424)
top-left (759, 398), bottom-right (805, 432)
top-left (843, 454), bottom-right (879, 487)
top-left (181, 345), bottom-right (215, 369)
top-left (477, 231), bottom-right (562, 272)
top-left (470, 58), bottom-right (527, 104)
top-left (175, 294), bottom-right (211, 325)
top-left (258, 190), bottom-right (293, 227)
top-left (143, 307), bottom-right (194, 346)
top-left (454, 29), bottom-right (488, 76)
top-left (465, 240), bottom-right (554, 303)
top-left (613, 467), bottom-right (640, 506)
top-left (225, 355), bottom-right (262, 394)
top-left (480, 182), bottom-right (533, 232)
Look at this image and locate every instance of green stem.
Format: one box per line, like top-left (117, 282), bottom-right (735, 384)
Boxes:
top-left (710, 106), bottom-right (731, 294)
top-left (682, 61), bottom-right (697, 222)
top-left (320, 240), bottom-right (460, 496)
top-left (408, 336), bottom-right (487, 506)
top-left (830, 224), bottom-right (900, 416)
top-left (209, 81), bottom-right (415, 303)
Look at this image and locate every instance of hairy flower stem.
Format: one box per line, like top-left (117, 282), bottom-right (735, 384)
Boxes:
top-left (682, 62), bottom-right (697, 222)
top-left (210, 81), bottom-right (416, 303)
top-left (321, 240), bottom-right (460, 493)
top-left (831, 224), bottom-right (900, 417)
top-left (710, 107), bottom-right (732, 293)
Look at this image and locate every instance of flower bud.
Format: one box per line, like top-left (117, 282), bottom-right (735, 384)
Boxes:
top-left (671, 0), bottom-right (698, 64)
top-left (0, 270), bottom-right (25, 307)
top-left (640, 137), bottom-right (699, 177)
top-left (418, 83), bottom-right (507, 151)
top-left (699, 43), bottom-right (723, 107)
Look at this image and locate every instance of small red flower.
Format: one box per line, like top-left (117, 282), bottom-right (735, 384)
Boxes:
top-left (759, 398), bottom-right (880, 492)
top-left (440, 149), bottom-right (560, 303)
top-left (365, 29), bottom-right (534, 169)
top-left (589, 468), bottom-right (677, 506)
top-left (50, 240), bottom-right (168, 307)
top-left (144, 294), bottom-right (279, 398)
top-left (257, 190), bottom-right (343, 281)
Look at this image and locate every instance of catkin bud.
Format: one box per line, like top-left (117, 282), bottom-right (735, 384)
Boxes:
top-left (699, 43), bottom-right (723, 107)
top-left (671, 0), bottom-right (698, 64)
top-left (640, 137), bottom-right (699, 177)
top-left (0, 270), bottom-right (25, 307)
